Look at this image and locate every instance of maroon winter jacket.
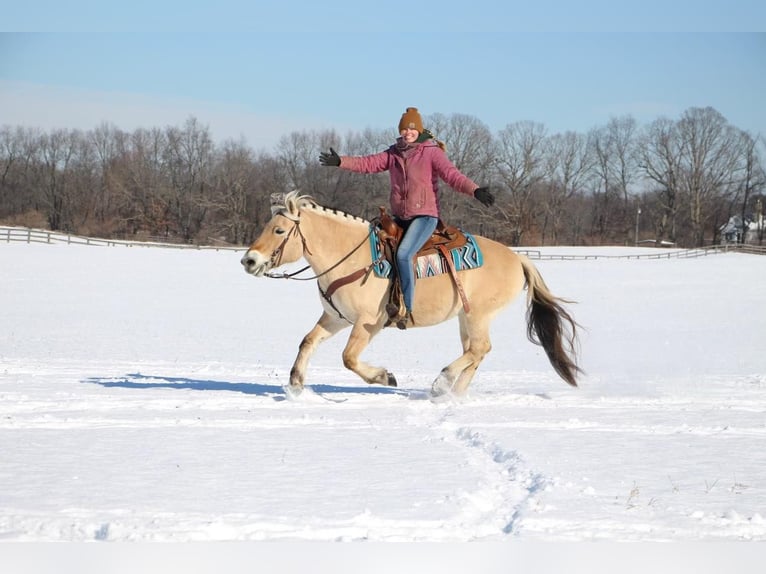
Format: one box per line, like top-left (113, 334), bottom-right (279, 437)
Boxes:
top-left (339, 140), bottom-right (479, 220)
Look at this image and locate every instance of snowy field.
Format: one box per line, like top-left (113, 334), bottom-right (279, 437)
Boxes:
top-left (1, 240), bottom-right (765, 569)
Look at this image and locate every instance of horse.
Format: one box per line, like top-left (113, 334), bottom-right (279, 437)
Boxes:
top-left (240, 191), bottom-right (581, 398)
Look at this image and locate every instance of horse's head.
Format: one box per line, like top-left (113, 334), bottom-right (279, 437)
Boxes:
top-left (240, 191), bottom-right (314, 276)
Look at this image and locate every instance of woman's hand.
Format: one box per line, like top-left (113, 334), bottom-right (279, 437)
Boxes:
top-left (319, 147), bottom-right (341, 167)
top-left (474, 187), bottom-right (494, 207)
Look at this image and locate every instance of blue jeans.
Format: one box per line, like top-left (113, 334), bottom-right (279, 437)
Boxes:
top-left (395, 216), bottom-right (438, 312)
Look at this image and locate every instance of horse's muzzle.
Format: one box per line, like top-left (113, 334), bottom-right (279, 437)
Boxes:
top-left (240, 252), bottom-right (269, 276)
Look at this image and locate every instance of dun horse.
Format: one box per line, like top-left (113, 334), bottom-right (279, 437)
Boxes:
top-left (241, 191), bottom-right (580, 398)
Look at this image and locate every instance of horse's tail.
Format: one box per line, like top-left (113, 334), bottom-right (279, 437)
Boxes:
top-left (518, 255), bottom-right (582, 387)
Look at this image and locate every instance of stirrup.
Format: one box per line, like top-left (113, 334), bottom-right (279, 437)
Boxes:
top-left (385, 302), bottom-right (401, 320)
top-left (396, 310), bottom-right (414, 330)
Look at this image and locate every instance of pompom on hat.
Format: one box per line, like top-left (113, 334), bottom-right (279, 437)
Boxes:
top-left (398, 107), bottom-right (424, 133)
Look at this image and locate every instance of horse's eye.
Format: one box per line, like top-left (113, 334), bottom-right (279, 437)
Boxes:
top-left (275, 227), bottom-right (286, 235)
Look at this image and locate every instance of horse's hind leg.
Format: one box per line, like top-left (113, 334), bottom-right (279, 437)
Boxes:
top-left (289, 311), bottom-right (348, 393)
top-left (342, 319), bottom-right (397, 387)
top-left (432, 312), bottom-right (491, 397)
top-left (451, 314), bottom-right (487, 395)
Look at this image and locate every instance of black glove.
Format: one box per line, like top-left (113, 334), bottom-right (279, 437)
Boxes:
top-left (474, 186), bottom-right (494, 207)
top-left (319, 147), bottom-right (341, 167)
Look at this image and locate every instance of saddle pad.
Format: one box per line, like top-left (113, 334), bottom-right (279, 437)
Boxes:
top-left (369, 227), bottom-right (484, 280)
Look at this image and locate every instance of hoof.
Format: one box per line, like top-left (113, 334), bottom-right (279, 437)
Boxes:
top-left (386, 372), bottom-right (398, 387)
top-left (430, 382), bottom-right (461, 404)
top-left (430, 372), bottom-right (453, 398)
top-left (284, 384), bottom-right (304, 400)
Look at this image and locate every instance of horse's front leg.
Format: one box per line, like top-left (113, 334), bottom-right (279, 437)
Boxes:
top-left (342, 318), bottom-right (397, 387)
top-left (289, 311), bottom-right (348, 393)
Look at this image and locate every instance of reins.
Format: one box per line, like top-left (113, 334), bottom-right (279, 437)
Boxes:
top-left (263, 215), bottom-right (381, 323)
top-left (264, 217), bottom-right (376, 283)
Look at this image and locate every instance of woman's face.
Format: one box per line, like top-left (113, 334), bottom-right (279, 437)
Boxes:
top-left (400, 128), bottom-right (419, 144)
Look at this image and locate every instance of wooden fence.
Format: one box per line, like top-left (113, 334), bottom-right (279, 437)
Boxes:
top-left (3, 226), bottom-right (765, 259)
top-left (516, 244), bottom-right (766, 260)
top-left (0, 227), bottom-right (241, 251)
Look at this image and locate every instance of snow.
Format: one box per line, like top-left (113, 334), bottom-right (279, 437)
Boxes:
top-left (1, 241), bottom-right (766, 567)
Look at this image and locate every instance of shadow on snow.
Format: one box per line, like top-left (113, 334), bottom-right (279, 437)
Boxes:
top-left (81, 372), bottom-right (409, 400)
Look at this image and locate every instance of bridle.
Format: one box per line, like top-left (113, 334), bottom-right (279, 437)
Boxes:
top-left (264, 216), bottom-right (374, 282)
top-left (262, 213), bottom-right (381, 323)
top-left (264, 219), bottom-right (311, 278)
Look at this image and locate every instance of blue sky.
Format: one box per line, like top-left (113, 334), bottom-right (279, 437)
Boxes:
top-left (1, 5), bottom-right (765, 151)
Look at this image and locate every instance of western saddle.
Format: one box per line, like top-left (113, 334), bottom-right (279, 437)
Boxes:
top-left (375, 207), bottom-right (472, 326)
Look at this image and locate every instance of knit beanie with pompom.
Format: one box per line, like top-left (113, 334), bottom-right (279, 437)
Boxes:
top-left (398, 107), bottom-right (423, 133)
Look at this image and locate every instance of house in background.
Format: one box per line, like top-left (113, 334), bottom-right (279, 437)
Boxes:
top-left (720, 213), bottom-right (764, 244)
top-left (721, 215), bottom-right (747, 244)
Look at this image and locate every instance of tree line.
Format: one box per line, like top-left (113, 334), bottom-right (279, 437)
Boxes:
top-left (1, 108), bottom-right (764, 248)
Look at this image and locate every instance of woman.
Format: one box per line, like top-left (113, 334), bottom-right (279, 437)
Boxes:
top-left (319, 107), bottom-right (494, 327)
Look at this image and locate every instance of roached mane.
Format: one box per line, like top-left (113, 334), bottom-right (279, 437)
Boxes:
top-left (270, 191), bottom-right (315, 220)
top-left (271, 190), bottom-right (369, 227)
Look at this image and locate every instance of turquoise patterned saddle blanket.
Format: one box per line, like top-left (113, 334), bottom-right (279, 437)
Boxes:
top-left (368, 226), bottom-right (484, 280)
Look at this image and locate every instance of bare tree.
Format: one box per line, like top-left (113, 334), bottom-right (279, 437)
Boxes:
top-left (38, 128), bottom-right (84, 231)
top-left (277, 130), bottom-right (323, 193)
top-left (493, 121), bottom-right (548, 245)
top-left (164, 117), bottom-right (214, 242)
top-left (89, 122), bottom-right (127, 229)
top-left (639, 117), bottom-right (683, 244)
top-left (736, 131), bottom-right (766, 244)
top-left (70, 130), bottom-right (98, 231)
top-left (208, 139), bottom-right (258, 244)
top-left (590, 116), bottom-right (640, 242)
top-left (0, 126), bottom-right (44, 221)
top-left (121, 127), bottom-right (171, 237)
top-left (541, 131), bottom-right (594, 245)
top-left (677, 107), bottom-right (743, 246)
